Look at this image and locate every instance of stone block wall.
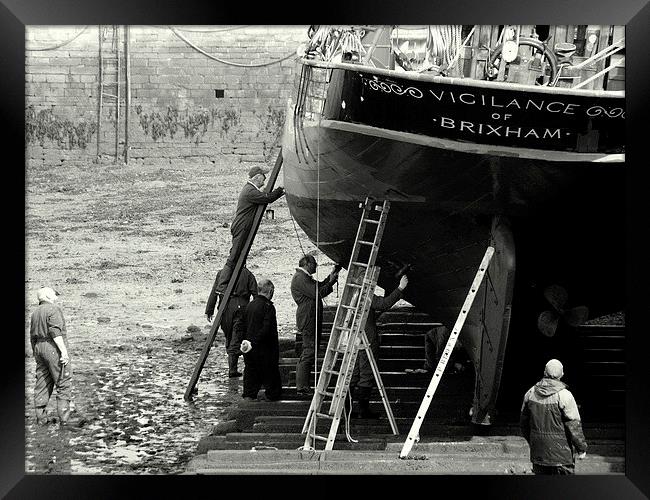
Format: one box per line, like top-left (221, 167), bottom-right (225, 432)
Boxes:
top-left (25, 25), bottom-right (309, 167)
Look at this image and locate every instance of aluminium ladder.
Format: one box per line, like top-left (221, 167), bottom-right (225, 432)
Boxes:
top-left (399, 246), bottom-right (495, 458)
top-left (302, 198), bottom-right (399, 450)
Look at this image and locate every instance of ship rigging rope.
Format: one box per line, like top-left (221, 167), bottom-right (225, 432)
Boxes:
top-left (168, 26), bottom-right (297, 67)
top-left (163, 25), bottom-right (252, 33)
top-left (314, 66), bottom-right (323, 402)
top-left (26, 26), bottom-right (89, 51)
top-left (289, 212), bottom-right (308, 257)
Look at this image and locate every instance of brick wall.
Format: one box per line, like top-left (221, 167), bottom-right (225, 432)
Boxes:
top-left (25, 25), bottom-right (309, 167)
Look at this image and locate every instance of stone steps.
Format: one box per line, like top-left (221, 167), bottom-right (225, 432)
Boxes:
top-left (188, 306), bottom-right (625, 473)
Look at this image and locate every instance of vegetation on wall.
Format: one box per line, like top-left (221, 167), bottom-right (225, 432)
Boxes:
top-left (255, 106), bottom-right (286, 162)
top-left (135, 105), bottom-right (243, 145)
top-left (25, 106), bottom-right (97, 149)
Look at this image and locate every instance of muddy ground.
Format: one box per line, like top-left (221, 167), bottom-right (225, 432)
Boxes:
top-left (24, 157), bottom-right (339, 474)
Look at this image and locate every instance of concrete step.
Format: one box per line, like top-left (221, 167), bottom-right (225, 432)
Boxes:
top-left (196, 433), bottom-right (388, 452)
top-left (249, 416), bottom-right (625, 439)
top-left (198, 432), bottom-right (624, 456)
top-left (185, 449), bottom-right (624, 475)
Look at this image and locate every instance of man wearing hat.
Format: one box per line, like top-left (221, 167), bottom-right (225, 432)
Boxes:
top-left (215, 165), bottom-right (284, 294)
top-left (29, 287), bottom-right (80, 428)
top-left (520, 359), bottom-right (588, 474)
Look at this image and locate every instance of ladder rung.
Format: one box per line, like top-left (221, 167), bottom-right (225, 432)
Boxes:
top-left (318, 390), bottom-right (336, 398)
top-left (363, 218), bottom-right (380, 224)
top-left (333, 326), bottom-right (351, 331)
top-left (315, 412), bottom-right (334, 419)
top-left (351, 261), bottom-right (369, 268)
top-left (311, 435), bottom-right (328, 442)
top-left (358, 240), bottom-right (375, 246)
top-left (323, 369), bottom-right (340, 376)
top-left (346, 283), bottom-right (362, 288)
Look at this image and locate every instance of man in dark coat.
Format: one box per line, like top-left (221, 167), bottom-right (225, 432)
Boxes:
top-left (520, 359), bottom-right (588, 474)
top-left (205, 266), bottom-right (257, 378)
top-left (291, 254), bottom-right (339, 396)
top-left (215, 165), bottom-right (284, 294)
top-left (349, 274), bottom-right (408, 418)
top-left (237, 279), bottom-right (282, 401)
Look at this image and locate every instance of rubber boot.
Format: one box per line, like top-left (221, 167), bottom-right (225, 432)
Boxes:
top-left (358, 398), bottom-right (381, 419)
top-left (356, 386), bottom-right (380, 419)
top-left (57, 400), bottom-right (85, 430)
top-left (228, 354), bottom-right (242, 378)
top-left (35, 406), bottom-right (49, 425)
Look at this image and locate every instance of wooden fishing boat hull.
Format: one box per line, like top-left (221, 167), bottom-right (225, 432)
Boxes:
top-left (281, 61), bottom-right (625, 424)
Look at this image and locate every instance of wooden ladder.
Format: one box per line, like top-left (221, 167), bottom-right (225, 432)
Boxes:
top-left (302, 198), bottom-right (398, 450)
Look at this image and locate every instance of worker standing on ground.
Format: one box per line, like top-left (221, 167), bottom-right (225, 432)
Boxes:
top-left (29, 287), bottom-right (82, 429)
top-left (237, 279), bottom-right (282, 401)
top-left (291, 254), bottom-right (339, 396)
top-left (206, 265), bottom-right (258, 378)
top-left (215, 166), bottom-right (284, 294)
top-left (520, 358), bottom-right (588, 475)
top-left (349, 274), bottom-right (408, 419)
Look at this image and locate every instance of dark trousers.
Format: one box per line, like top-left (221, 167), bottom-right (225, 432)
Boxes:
top-left (243, 351), bottom-right (282, 400)
top-left (350, 326), bottom-right (380, 391)
top-left (222, 301), bottom-right (246, 356)
top-left (33, 340), bottom-right (72, 416)
top-left (532, 463), bottom-right (575, 475)
top-left (295, 329), bottom-right (321, 391)
top-left (216, 228), bottom-right (250, 293)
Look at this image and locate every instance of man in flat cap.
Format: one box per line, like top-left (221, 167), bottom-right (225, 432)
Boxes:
top-left (29, 287), bottom-right (83, 429)
top-left (215, 165), bottom-right (284, 295)
top-left (520, 358), bottom-right (588, 474)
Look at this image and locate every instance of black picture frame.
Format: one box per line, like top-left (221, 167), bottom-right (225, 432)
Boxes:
top-left (3, 0), bottom-right (648, 497)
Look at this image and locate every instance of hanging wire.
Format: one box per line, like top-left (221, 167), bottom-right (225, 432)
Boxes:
top-left (166, 25), bottom-right (252, 33)
top-left (289, 211), bottom-right (307, 257)
top-left (344, 391), bottom-right (358, 443)
top-left (314, 68), bottom-right (322, 394)
top-left (168, 26), bottom-right (297, 68)
top-left (26, 26), bottom-right (89, 51)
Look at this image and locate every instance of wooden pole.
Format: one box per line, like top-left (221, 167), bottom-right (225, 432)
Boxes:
top-left (184, 151), bottom-right (284, 401)
top-left (115, 25), bottom-right (121, 163)
top-left (96, 26), bottom-right (103, 161)
top-left (124, 25), bottom-right (131, 164)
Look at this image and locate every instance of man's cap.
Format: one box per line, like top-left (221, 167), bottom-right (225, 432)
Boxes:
top-left (37, 287), bottom-right (59, 303)
top-left (544, 359), bottom-right (564, 379)
top-left (248, 166), bottom-right (269, 178)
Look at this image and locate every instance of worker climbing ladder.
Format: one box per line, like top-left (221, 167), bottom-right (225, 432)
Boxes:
top-left (399, 246), bottom-right (495, 458)
top-left (302, 198), bottom-right (399, 450)
top-left (184, 150), bottom-right (284, 401)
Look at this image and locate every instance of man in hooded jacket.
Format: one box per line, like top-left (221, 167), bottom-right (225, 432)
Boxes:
top-left (520, 358), bottom-right (588, 474)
